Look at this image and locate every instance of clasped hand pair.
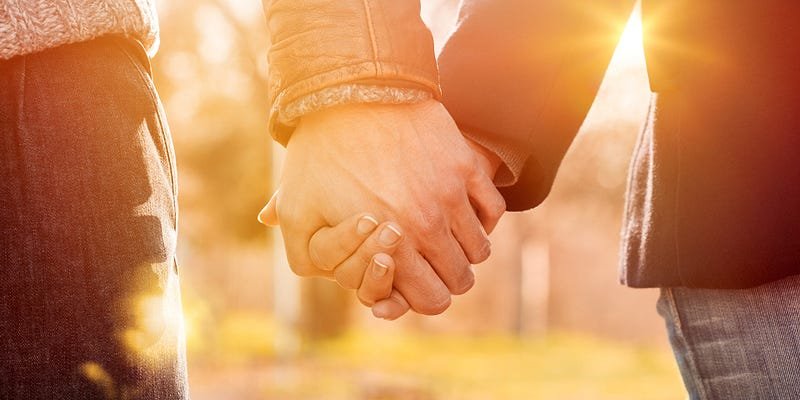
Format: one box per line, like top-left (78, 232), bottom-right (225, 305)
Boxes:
top-left (260, 99), bottom-right (505, 320)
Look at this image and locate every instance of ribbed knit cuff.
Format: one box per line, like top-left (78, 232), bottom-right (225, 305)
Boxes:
top-left (460, 128), bottom-right (530, 187)
top-left (0, 0), bottom-right (159, 60)
top-left (278, 84), bottom-right (433, 126)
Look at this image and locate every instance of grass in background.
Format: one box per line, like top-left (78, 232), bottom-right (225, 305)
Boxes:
top-left (188, 315), bottom-right (685, 400)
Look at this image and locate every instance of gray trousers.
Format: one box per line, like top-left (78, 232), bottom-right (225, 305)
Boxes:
top-left (659, 274), bottom-right (800, 400)
top-left (0, 37), bottom-right (188, 399)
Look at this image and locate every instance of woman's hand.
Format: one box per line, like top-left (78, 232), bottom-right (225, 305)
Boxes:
top-left (260, 205), bottom-right (411, 319)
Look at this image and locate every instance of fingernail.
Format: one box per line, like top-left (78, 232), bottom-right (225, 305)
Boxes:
top-left (379, 225), bottom-right (402, 246)
top-left (357, 215), bottom-right (379, 235)
top-left (372, 302), bottom-right (392, 320)
top-left (372, 257), bottom-right (389, 278)
top-left (256, 205), bottom-right (268, 224)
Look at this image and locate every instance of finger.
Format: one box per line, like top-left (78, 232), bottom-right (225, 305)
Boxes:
top-left (450, 200), bottom-right (492, 264)
top-left (372, 289), bottom-right (411, 320)
top-left (357, 253), bottom-right (395, 307)
top-left (257, 189), bottom-right (280, 226)
top-left (274, 193), bottom-right (331, 278)
top-left (334, 222), bottom-right (404, 289)
top-left (467, 172), bottom-right (506, 234)
top-left (416, 217), bottom-right (474, 295)
top-left (307, 213), bottom-right (379, 271)
top-left (392, 244), bottom-right (452, 315)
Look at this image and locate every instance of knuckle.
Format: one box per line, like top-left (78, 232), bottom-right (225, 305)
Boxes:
top-left (480, 193), bottom-right (506, 226)
top-left (441, 188), bottom-right (464, 208)
top-left (449, 267), bottom-right (475, 295)
top-left (480, 240), bottom-right (493, 261)
top-left (453, 157), bottom-right (474, 177)
top-left (414, 209), bottom-right (446, 238)
top-left (440, 176), bottom-right (465, 199)
top-left (469, 240), bottom-right (492, 264)
top-left (490, 193), bottom-right (507, 218)
top-left (416, 293), bottom-right (452, 315)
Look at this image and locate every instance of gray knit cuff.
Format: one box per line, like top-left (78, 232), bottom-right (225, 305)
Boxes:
top-left (461, 128), bottom-right (529, 187)
top-left (279, 84), bottom-right (433, 125)
top-left (0, 0), bottom-right (159, 60)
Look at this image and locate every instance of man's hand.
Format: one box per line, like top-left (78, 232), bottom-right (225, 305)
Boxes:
top-left (265, 99), bottom-right (505, 315)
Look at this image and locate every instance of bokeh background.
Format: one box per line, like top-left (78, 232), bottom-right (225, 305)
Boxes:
top-left (152, 0), bottom-right (686, 398)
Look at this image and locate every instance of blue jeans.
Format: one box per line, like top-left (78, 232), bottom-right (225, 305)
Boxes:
top-left (0, 37), bottom-right (188, 399)
top-left (658, 274), bottom-right (800, 399)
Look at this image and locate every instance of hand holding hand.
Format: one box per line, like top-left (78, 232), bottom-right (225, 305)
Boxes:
top-left (262, 99), bottom-right (505, 315)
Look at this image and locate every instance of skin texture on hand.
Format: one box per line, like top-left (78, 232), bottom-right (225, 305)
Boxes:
top-left (370, 136), bottom-right (504, 319)
top-left (465, 137), bottom-right (504, 185)
top-left (268, 99), bottom-right (506, 316)
top-left (260, 206), bottom-right (412, 319)
top-left (304, 212), bottom-right (406, 307)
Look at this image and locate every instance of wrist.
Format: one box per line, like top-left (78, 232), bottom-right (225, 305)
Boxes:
top-left (288, 100), bottom-right (425, 150)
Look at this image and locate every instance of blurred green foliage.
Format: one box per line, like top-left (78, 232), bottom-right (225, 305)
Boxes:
top-left (153, 0), bottom-right (272, 248)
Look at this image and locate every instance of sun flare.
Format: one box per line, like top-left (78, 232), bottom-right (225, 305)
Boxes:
top-left (614, 7), bottom-right (645, 67)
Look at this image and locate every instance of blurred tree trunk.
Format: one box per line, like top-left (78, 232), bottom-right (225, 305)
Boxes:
top-left (299, 280), bottom-right (351, 340)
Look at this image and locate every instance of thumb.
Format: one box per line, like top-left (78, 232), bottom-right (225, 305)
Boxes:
top-left (257, 189), bottom-right (280, 226)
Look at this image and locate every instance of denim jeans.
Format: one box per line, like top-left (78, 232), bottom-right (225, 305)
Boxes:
top-left (0, 37), bottom-right (188, 399)
top-left (658, 274), bottom-right (800, 400)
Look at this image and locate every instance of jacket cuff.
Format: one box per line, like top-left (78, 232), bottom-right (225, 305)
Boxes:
top-left (279, 83), bottom-right (433, 127)
top-left (265, 0), bottom-right (440, 146)
top-left (269, 66), bottom-right (440, 146)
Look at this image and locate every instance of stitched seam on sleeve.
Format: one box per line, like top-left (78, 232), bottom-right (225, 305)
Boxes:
top-left (361, 0), bottom-right (381, 75)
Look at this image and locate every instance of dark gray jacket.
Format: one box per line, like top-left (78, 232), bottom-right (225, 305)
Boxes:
top-left (439, 0), bottom-right (800, 288)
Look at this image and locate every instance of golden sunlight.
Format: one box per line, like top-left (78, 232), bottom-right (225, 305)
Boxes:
top-left (613, 6), bottom-right (644, 67)
top-left (123, 269), bottom-right (187, 360)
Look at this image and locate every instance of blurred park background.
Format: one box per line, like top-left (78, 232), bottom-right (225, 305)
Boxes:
top-left (152, 0), bottom-right (686, 398)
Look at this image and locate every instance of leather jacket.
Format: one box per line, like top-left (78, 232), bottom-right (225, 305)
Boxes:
top-left (264, 0), bottom-right (441, 145)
